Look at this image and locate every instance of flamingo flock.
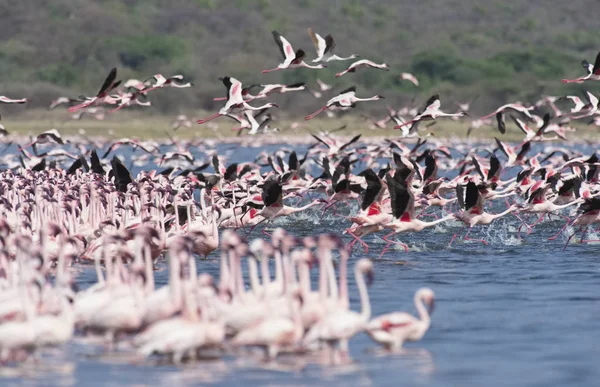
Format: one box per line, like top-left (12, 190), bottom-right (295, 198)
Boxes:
top-left (0, 28), bottom-right (598, 372)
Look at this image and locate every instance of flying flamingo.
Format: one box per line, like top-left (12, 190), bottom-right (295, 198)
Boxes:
top-left (197, 77), bottom-right (278, 124)
top-left (68, 67), bottom-right (122, 113)
top-left (449, 181), bottom-right (520, 246)
top-left (142, 74), bottom-right (193, 93)
top-left (562, 50), bottom-right (600, 83)
top-left (366, 288), bottom-right (435, 351)
top-left (378, 173), bottom-right (454, 257)
top-left (562, 198), bottom-right (600, 250)
top-left (262, 31), bottom-right (326, 73)
top-left (393, 94), bottom-right (468, 129)
top-left (480, 102), bottom-right (534, 120)
top-left (399, 73), bottom-right (419, 86)
top-left (336, 59), bottom-right (389, 77)
top-left (495, 138), bottom-right (531, 167)
top-left (307, 28), bottom-right (359, 62)
top-left (0, 96), bottom-right (28, 104)
top-left (305, 86), bottom-right (384, 120)
top-left (569, 91), bottom-right (599, 119)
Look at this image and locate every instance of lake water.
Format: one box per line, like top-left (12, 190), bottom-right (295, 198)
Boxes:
top-left (2, 139), bottom-right (599, 386)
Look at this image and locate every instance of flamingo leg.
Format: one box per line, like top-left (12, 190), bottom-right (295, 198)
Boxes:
top-left (464, 227), bottom-right (488, 245)
top-left (379, 232), bottom-right (408, 258)
top-left (68, 100), bottom-right (93, 113)
top-left (448, 226), bottom-right (466, 247)
top-left (393, 120), bottom-right (415, 129)
top-left (562, 226), bottom-right (581, 250)
top-left (304, 106), bottom-right (328, 120)
top-left (579, 227), bottom-right (597, 243)
top-left (261, 68), bottom-right (280, 74)
top-left (347, 229), bottom-right (369, 254)
top-left (526, 214), bottom-right (545, 235)
top-left (549, 218), bottom-right (571, 240)
top-left (196, 112), bottom-right (223, 124)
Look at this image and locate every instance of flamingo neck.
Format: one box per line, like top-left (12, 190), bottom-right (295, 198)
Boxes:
top-left (247, 257), bottom-right (261, 296)
top-left (338, 249), bottom-right (349, 310)
top-left (355, 265), bottom-right (371, 321)
top-left (415, 292), bottom-right (430, 323)
top-left (143, 244), bottom-right (154, 294)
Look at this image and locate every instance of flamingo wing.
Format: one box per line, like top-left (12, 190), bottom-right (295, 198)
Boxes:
top-left (339, 134), bottom-right (362, 152)
top-left (324, 34), bottom-right (336, 54)
top-left (310, 134), bottom-right (331, 148)
top-left (272, 31), bottom-right (295, 65)
top-left (464, 181), bottom-right (479, 211)
top-left (291, 49), bottom-right (306, 65)
top-left (385, 174), bottom-right (411, 219)
top-left (261, 178), bottom-right (283, 207)
top-left (592, 50), bottom-right (600, 75)
top-left (510, 115), bottom-right (531, 136)
top-left (495, 111), bottom-right (506, 134)
top-left (97, 68), bottom-right (118, 97)
top-left (307, 28), bottom-right (326, 59)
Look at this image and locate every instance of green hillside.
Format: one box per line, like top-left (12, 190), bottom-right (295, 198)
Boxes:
top-left (0, 0), bottom-right (597, 117)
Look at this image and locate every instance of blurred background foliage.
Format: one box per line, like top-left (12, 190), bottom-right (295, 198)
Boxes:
top-left (0, 0), bottom-right (597, 116)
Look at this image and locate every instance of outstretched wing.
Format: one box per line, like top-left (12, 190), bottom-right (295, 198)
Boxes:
top-left (592, 50), bottom-right (600, 75)
top-left (272, 31), bottom-right (295, 64)
top-left (97, 67), bottom-right (118, 97)
top-left (307, 28), bottom-right (326, 59)
top-left (324, 34), bottom-right (336, 54)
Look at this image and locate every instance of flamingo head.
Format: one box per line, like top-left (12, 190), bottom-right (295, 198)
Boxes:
top-left (382, 63), bottom-right (390, 70)
top-left (356, 258), bottom-right (374, 285)
top-left (374, 95), bottom-right (385, 100)
top-left (418, 287), bottom-right (436, 314)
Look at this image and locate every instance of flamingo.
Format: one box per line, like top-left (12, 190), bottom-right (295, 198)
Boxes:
top-left (305, 86), bottom-right (384, 120)
top-left (480, 102), bottom-right (534, 120)
top-left (449, 181), bottom-right (520, 246)
top-left (393, 94), bottom-right (468, 129)
top-left (562, 50), bottom-right (600, 83)
top-left (21, 129), bottom-right (65, 149)
top-left (303, 259), bottom-right (373, 364)
top-left (335, 59), bottom-right (390, 77)
top-left (142, 74), bottom-right (193, 93)
top-left (262, 31), bottom-right (326, 73)
top-left (569, 91), bottom-right (599, 120)
top-left (0, 96), bottom-right (28, 104)
top-left (307, 28), bottom-right (359, 62)
top-left (399, 72), bottom-right (419, 86)
top-left (366, 288), bottom-right (435, 351)
top-left (197, 77), bottom-right (278, 124)
top-left (68, 67), bottom-right (122, 113)
top-left (378, 173), bottom-right (454, 257)
top-left (495, 137), bottom-right (531, 167)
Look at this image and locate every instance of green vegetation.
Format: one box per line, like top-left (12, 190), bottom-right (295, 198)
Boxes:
top-left (0, 0), bottom-right (596, 119)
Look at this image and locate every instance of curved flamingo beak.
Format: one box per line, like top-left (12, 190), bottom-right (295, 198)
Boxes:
top-left (427, 298), bottom-right (435, 314)
top-left (366, 269), bottom-right (374, 286)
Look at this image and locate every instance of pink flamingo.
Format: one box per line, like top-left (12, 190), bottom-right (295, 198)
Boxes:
top-left (366, 288), bottom-right (435, 351)
top-left (197, 77), bottom-right (278, 124)
top-left (449, 181), bottom-right (520, 246)
top-left (262, 31), bottom-right (326, 73)
top-left (303, 259), bottom-right (373, 364)
top-left (305, 86), bottom-right (384, 120)
top-left (335, 59), bottom-right (389, 77)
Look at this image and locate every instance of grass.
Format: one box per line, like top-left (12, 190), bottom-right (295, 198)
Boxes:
top-left (3, 109), bottom-right (598, 143)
